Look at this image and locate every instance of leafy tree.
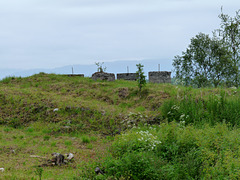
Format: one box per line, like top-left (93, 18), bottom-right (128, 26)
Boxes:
top-left (136, 63), bottom-right (146, 92)
top-left (217, 8), bottom-right (240, 87)
top-left (173, 33), bottom-right (232, 87)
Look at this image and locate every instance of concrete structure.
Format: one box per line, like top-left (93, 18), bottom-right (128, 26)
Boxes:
top-left (117, 73), bottom-right (137, 81)
top-left (149, 71), bottom-right (171, 83)
top-left (92, 72), bottom-right (115, 81)
top-left (64, 74), bottom-right (84, 77)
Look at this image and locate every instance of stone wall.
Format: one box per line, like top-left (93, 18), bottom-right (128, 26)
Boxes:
top-left (148, 71), bottom-right (171, 83)
top-left (92, 72), bottom-right (115, 81)
top-left (117, 73), bottom-right (137, 81)
top-left (65, 74), bottom-right (84, 77)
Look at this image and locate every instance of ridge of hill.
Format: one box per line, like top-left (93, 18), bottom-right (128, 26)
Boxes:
top-left (0, 59), bottom-right (173, 80)
top-left (0, 73), bottom-right (173, 134)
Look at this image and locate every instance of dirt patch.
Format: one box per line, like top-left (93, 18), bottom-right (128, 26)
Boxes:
top-left (147, 91), bottom-right (170, 100)
top-left (118, 87), bottom-right (129, 99)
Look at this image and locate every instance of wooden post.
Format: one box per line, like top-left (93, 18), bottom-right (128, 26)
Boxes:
top-left (158, 64), bottom-right (160, 72)
top-left (127, 66), bottom-right (129, 73)
top-left (72, 67), bottom-right (74, 74)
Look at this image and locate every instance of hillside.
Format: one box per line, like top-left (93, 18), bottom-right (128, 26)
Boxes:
top-left (1, 73), bottom-right (240, 179)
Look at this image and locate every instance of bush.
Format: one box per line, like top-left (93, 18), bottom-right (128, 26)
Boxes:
top-left (93, 122), bottom-right (240, 179)
top-left (103, 152), bottom-right (163, 179)
top-left (110, 128), bottom-right (161, 157)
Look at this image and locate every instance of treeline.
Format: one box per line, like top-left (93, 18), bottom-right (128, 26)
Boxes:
top-left (173, 8), bottom-right (240, 88)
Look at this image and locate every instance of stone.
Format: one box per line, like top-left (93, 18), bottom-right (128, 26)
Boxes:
top-left (95, 167), bottom-right (104, 175)
top-left (53, 108), bottom-right (59, 112)
top-left (148, 71), bottom-right (171, 83)
top-left (51, 153), bottom-right (65, 166)
top-left (65, 153), bottom-right (74, 160)
top-left (65, 74), bottom-right (84, 77)
top-left (91, 72), bottom-right (115, 81)
top-left (117, 73), bottom-right (137, 81)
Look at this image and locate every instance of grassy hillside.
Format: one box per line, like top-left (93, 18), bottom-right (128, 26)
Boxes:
top-left (1, 73), bottom-right (240, 179)
top-left (0, 73), bottom-right (176, 134)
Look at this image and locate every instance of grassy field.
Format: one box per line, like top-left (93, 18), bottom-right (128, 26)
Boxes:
top-left (1, 73), bottom-right (240, 179)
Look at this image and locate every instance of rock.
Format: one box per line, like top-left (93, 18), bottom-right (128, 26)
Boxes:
top-left (65, 153), bottom-right (74, 160)
top-left (51, 153), bottom-right (65, 166)
top-left (53, 108), bottom-right (59, 112)
top-left (38, 153), bottom-right (75, 167)
top-left (63, 126), bottom-right (71, 129)
top-left (0, 168), bottom-right (4, 172)
top-left (149, 71), bottom-right (171, 83)
top-left (117, 73), bottom-right (137, 81)
top-left (92, 72), bottom-right (115, 81)
top-left (95, 167), bottom-right (104, 175)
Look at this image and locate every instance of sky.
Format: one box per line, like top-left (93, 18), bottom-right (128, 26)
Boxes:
top-left (0, 0), bottom-right (240, 70)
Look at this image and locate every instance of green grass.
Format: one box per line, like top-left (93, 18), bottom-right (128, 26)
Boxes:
top-left (92, 122), bottom-right (240, 179)
top-left (2, 73), bottom-right (240, 179)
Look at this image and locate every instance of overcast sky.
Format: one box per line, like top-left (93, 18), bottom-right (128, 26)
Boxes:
top-left (0, 0), bottom-right (240, 70)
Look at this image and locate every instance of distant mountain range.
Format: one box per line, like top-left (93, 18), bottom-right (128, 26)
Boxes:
top-left (0, 59), bottom-right (173, 80)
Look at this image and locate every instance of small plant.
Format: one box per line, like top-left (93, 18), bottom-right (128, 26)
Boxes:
top-left (81, 135), bottom-right (90, 144)
top-left (34, 166), bottom-right (43, 180)
top-left (51, 142), bottom-right (57, 147)
top-left (136, 63), bottom-right (146, 93)
top-left (43, 135), bottom-right (50, 141)
top-left (65, 140), bottom-right (72, 146)
top-left (95, 62), bottom-right (107, 73)
top-left (87, 144), bottom-right (93, 149)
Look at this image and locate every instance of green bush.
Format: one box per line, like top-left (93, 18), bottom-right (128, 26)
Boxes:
top-left (103, 152), bottom-right (163, 179)
top-left (94, 122), bottom-right (240, 179)
top-left (110, 128), bottom-right (161, 157)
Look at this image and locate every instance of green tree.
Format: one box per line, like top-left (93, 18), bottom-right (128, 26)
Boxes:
top-left (136, 63), bottom-right (146, 92)
top-left (95, 62), bottom-right (106, 73)
top-left (173, 33), bottom-right (232, 87)
top-left (217, 8), bottom-right (240, 87)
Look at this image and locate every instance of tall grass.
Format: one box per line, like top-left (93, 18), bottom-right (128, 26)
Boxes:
top-left (161, 90), bottom-right (240, 126)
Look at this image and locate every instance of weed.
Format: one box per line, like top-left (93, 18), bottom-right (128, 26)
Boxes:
top-left (34, 166), bottom-right (43, 180)
top-left (90, 136), bottom-right (97, 142)
top-left (51, 142), bottom-right (57, 147)
top-left (4, 127), bottom-right (11, 132)
top-left (43, 135), bottom-right (50, 141)
top-left (65, 140), bottom-right (72, 146)
top-left (81, 136), bottom-right (90, 144)
top-left (135, 106), bottom-right (146, 112)
top-left (86, 144), bottom-right (93, 149)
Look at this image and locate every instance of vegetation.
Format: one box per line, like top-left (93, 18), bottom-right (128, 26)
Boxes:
top-left (173, 33), bottom-right (232, 87)
top-left (95, 62), bottom-right (107, 73)
top-left (218, 9), bottom-right (240, 87)
top-left (0, 73), bottom-right (240, 179)
top-left (173, 8), bottom-right (240, 88)
top-left (136, 63), bottom-right (146, 93)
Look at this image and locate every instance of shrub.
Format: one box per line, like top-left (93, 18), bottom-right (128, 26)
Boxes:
top-left (110, 128), bottom-right (161, 157)
top-left (136, 63), bottom-right (146, 93)
top-left (103, 152), bottom-right (163, 179)
top-left (95, 122), bottom-right (240, 179)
